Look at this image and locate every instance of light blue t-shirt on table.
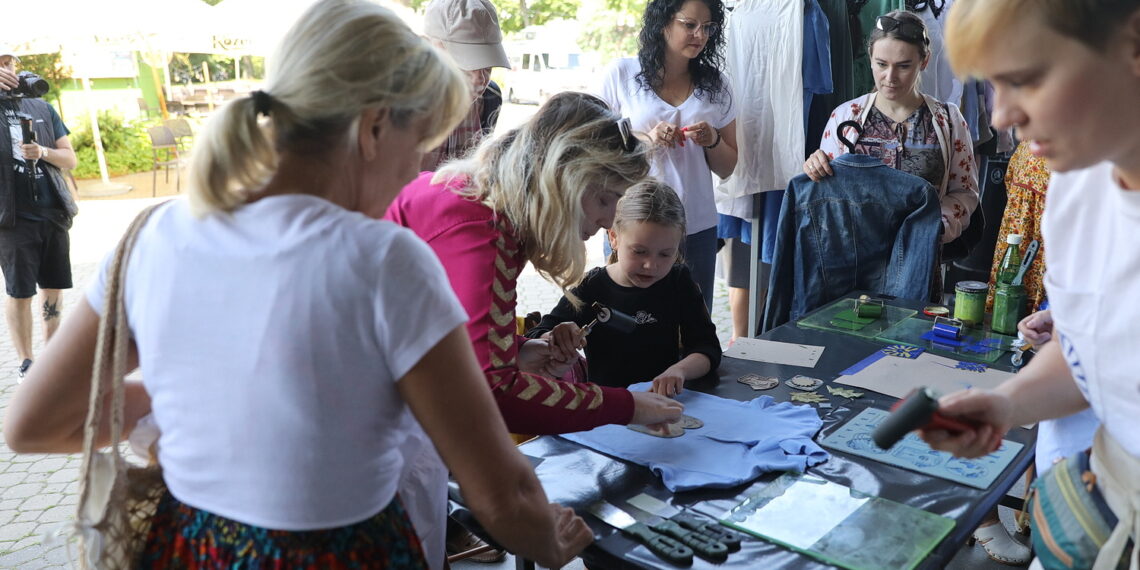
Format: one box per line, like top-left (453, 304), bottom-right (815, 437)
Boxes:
top-left (561, 382), bottom-right (829, 492)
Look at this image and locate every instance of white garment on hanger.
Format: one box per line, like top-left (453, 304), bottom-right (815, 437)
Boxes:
top-left (718, 0), bottom-right (804, 199)
top-left (917, 0), bottom-right (963, 106)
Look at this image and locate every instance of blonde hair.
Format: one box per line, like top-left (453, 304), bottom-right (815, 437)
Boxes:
top-left (608, 180), bottom-right (686, 264)
top-left (946, 0), bottom-right (1140, 78)
top-left (436, 91), bottom-right (650, 298)
top-left (188, 0), bottom-right (468, 216)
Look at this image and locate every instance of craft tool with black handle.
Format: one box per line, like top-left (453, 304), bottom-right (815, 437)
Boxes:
top-left (588, 501), bottom-right (693, 565)
top-left (873, 387), bottom-right (979, 449)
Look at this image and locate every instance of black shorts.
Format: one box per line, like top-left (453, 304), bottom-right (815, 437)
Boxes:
top-left (721, 237), bottom-right (770, 290)
top-left (0, 217), bottom-right (73, 298)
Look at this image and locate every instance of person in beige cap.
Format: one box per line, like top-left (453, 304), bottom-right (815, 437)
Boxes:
top-left (420, 0), bottom-right (511, 171)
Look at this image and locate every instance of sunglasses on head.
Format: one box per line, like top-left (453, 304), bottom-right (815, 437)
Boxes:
top-left (876, 15), bottom-right (930, 45)
top-left (615, 118), bottom-right (637, 152)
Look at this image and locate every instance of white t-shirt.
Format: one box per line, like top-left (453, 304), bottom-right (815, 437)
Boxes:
top-left (717, 0), bottom-right (803, 202)
top-left (87, 195), bottom-right (468, 531)
top-left (1042, 162), bottom-right (1140, 458)
top-left (597, 57), bottom-right (736, 234)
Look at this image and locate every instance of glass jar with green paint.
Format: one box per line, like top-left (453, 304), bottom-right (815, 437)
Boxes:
top-left (991, 283), bottom-right (1026, 335)
top-left (953, 281), bottom-right (988, 327)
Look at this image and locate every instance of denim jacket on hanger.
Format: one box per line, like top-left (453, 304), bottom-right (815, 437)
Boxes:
top-left (762, 153), bottom-right (941, 331)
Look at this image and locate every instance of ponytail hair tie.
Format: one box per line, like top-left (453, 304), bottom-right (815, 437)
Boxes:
top-left (251, 90), bottom-right (273, 117)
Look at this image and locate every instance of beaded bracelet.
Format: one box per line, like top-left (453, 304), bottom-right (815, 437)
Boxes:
top-left (703, 128), bottom-right (721, 150)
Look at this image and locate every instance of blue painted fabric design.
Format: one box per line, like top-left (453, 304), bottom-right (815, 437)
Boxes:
top-left (955, 361), bottom-right (988, 373)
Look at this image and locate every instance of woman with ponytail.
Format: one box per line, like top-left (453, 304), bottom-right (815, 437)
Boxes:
top-left (3, 1), bottom-right (592, 567)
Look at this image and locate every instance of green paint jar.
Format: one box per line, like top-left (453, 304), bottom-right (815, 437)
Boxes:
top-left (953, 280), bottom-right (988, 327)
top-left (992, 283), bottom-right (1026, 335)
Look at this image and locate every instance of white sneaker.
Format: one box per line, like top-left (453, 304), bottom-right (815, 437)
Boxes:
top-left (16, 359), bottom-right (32, 383)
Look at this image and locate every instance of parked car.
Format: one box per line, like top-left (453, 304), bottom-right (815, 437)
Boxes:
top-left (503, 51), bottom-right (592, 105)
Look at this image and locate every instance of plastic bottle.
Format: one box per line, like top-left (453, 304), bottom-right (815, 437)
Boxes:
top-left (996, 234), bottom-right (1024, 285)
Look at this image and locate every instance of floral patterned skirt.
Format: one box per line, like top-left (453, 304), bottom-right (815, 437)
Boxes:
top-left (985, 143), bottom-right (1049, 313)
top-left (139, 492), bottom-right (428, 569)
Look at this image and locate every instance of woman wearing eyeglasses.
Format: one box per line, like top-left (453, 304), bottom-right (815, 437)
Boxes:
top-left (803, 9), bottom-right (979, 246)
top-left (596, 0), bottom-right (738, 312)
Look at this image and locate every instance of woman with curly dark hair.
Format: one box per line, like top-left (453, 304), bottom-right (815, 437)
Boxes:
top-left (597, 0), bottom-right (737, 311)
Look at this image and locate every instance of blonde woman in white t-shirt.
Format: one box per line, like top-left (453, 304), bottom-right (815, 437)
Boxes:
top-left (2, 1), bottom-right (592, 567)
top-left (917, 2), bottom-right (1140, 568)
top-left (597, 0), bottom-right (738, 311)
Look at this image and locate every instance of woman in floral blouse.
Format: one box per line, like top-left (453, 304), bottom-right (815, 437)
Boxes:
top-left (802, 9), bottom-right (978, 245)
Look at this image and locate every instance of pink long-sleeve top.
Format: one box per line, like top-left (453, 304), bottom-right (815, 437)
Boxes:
top-left (385, 172), bottom-right (635, 434)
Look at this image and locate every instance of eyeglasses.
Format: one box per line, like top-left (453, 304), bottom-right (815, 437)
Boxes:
top-left (615, 118), bottom-right (637, 152)
top-left (876, 15), bottom-right (930, 45)
top-left (674, 17), bottom-right (719, 38)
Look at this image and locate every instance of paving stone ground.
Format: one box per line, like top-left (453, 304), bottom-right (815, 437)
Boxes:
top-left (0, 197), bottom-right (165, 568)
top-left (0, 194), bottom-right (734, 569)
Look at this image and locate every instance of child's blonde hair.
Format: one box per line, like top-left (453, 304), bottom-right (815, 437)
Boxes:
top-left (187, 0), bottom-right (468, 216)
top-left (437, 91), bottom-right (650, 297)
top-left (607, 180), bottom-right (686, 264)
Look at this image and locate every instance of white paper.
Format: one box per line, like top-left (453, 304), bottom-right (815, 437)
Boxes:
top-left (836, 352), bottom-right (1014, 400)
top-left (723, 337), bottom-right (825, 368)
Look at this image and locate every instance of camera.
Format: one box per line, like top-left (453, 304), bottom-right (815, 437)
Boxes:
top-left (1, 71), bottom-right (49, 99)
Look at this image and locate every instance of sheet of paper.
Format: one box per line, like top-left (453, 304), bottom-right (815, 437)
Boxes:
top-left (835, 351), bottom-right (1013, 399)
top-left (723, 337), bottom-right (825, 368)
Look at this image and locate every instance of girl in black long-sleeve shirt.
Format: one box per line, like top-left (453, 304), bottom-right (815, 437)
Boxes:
top-left (527, 181), bottom-right (721, 395)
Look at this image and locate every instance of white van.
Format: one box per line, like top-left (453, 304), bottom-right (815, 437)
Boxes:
top-left (502, 23), bottom-right (596, 105)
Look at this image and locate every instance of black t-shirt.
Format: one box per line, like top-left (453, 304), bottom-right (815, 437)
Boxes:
top-left (4, 104), bottom-right (67, 219)
top-left (527, 265), bottom-right (722, 388)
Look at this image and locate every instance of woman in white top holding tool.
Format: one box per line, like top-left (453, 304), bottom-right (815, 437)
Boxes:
top-left (918, 2), bottom-right (1140, 568)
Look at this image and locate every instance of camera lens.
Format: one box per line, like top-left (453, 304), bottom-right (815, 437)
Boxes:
top-left (16, 72), bottom-right (50, 98)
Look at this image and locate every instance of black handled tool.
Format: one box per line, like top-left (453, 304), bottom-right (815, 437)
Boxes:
top-left (581, 301), bottom-right (637, 336)
top-left (650, 518), bottom-right (729, 561)
top-left (872, 387), bottom-right (977, 449)
top-left (19, 115), bottom-right (38, 200)
top-left (589, 501), bottom-right (693, 565)
top-left (671, 511), bottom-right (742, 552)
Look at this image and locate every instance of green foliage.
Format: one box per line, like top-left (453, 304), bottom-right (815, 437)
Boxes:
top-left (68, 111), bottom-right (155, 179)
top-left (579, 0), bottom-right (645, 60)
top-left (11, 52), bottom-right (72, 107)
top-left (410, 0), bottom-right (579, 35)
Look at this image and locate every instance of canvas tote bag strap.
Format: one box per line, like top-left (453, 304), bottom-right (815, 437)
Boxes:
top-left (75, 202), bottom-right (167, 518)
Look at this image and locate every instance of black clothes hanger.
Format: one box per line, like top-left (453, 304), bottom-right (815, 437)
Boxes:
top-left (836, 120), bottom-right (862, 153)
top-left (907, 0), bottom-right (944, 18)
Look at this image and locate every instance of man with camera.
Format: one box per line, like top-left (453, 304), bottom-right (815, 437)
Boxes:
top-left (0, 50), bottom-right (78, 381)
